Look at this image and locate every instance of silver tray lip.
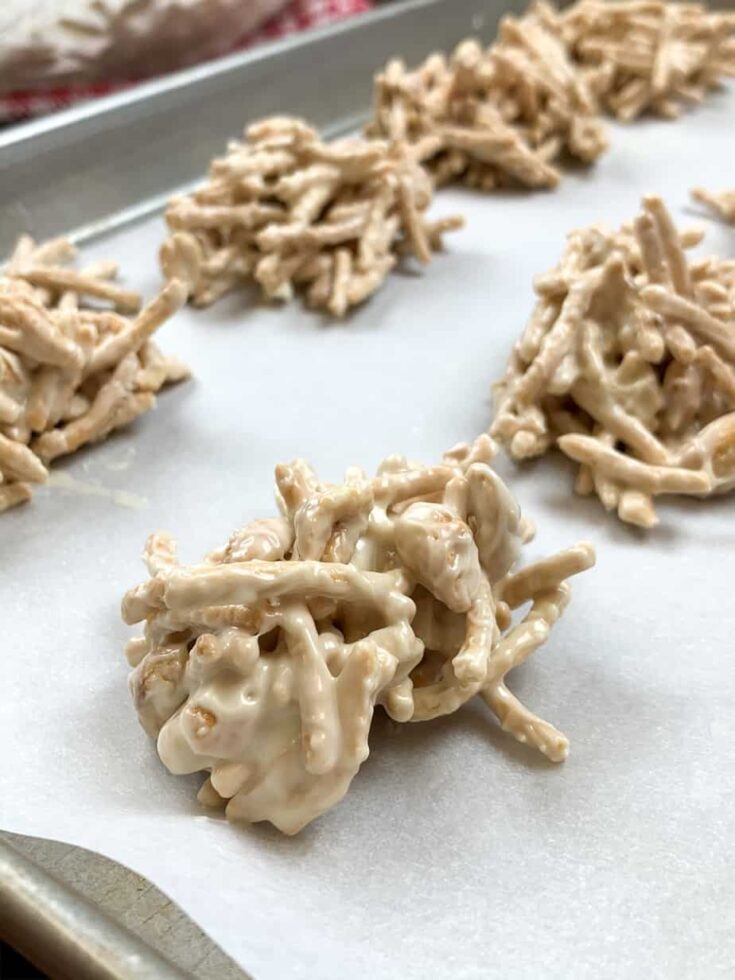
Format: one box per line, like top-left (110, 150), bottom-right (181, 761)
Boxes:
top-left (0, 0), bottom-right (501, 256)
top-left (0, 832), bottom-right (198, 980)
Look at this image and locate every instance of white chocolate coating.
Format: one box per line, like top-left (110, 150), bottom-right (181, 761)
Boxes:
top-left (161, 117), bottom-right (462, 317)
top-left (0, 235), bottom-right (188, 513)
top-left (692, 187), bottom-right (735, 225)
top-left (560, 1), bottom-right (735, 121)
top-left (368, 2), bottom-right (608, 192)
top-left (491, 196), bottom-right (735, 527)
top-left (123, 436), bottom-right (594, 834)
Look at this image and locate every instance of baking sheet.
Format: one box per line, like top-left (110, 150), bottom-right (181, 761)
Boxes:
top-left (2, 86), bottom-right (735, 979)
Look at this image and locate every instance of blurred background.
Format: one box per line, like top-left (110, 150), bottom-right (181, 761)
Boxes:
top-left (0, 0), bottom-right (390, 123)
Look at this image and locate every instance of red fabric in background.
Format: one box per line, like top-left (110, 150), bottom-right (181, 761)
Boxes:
top-left (1, 0), bottom-right (372, 123)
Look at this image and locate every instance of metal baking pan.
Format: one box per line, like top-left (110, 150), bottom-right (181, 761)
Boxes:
top-left (0, 0), bottom-right (516, 255)
top-left (0, 830), bottom-right (246, 979)
top-left (2, 0), bottom-right (734, 978)
top-left (0, 2), bottom-right (521, 976)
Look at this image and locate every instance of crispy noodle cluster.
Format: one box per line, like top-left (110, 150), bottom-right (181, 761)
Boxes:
top-left (491, 195), bottom-right (735, 528)
top-left (122, 435), bottom-right (594, 834)
top-left (561, 0), bottom-right (735, 121)
top-left (0, 236), bottom-right (188, 512)
top-left (161, 116), bottom-right (463, 316)
top-left (368, 2), bottom-right (608, 192)
top-left (156, 2), bottom-right (733, 319)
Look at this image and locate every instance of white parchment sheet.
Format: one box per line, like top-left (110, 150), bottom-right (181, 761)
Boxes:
top-left (2, 88), bottom-right (734, 980)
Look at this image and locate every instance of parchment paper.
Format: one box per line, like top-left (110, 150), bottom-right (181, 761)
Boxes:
top-left (2, 88), bottom-right (734, 979)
